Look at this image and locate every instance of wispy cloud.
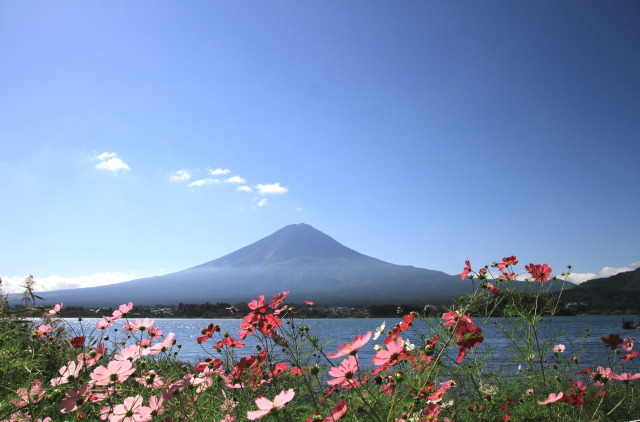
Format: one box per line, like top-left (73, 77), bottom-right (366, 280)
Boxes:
top-left (225, 175), bottom-right (245, 184)
top-left (1, 271), bottom-right (149, 294)
top-left (568, 264), bottom-right (638, 284)
top-left (188, 178), bottom-right (220, 187)
top-left (237, 185), bottom-right (253, 192)
top-left (257, 198), bottom-right (268, 207)
top-left (170, 169), bottom-right (192, 182)
top-left (94, 152), bottom-right (130, 173)
top-left (256, 183), bottom-right (288, 194)
top-left (208, 168), bottom-right (231, 176)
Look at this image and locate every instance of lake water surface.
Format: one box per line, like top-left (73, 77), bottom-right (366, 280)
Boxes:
top-left (70, 315), bottom-right (636, 371)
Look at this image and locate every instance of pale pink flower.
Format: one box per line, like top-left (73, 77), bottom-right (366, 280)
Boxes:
top-left (142, 333), bottom-right (175, 356)
top-left (135, 370), bottom-right (164, 389)
top-left (47, 303), bottom-right (63, 316)
top-left (14, 380), bottom-right (45, 407)
top-left (247, 389), bottom-right (295, 420)
top-left (148, 395), bottom-right (165, 417)
top-left (553, 344), bottom-right (565, 354)
top-left (146, 327), bottom-right (162, 339)
top-left (622, 337), bottom-right (634, 352)
top-left (610, 371), bottom-right (640, 383)
top-left (537, 392), bottom-right (564, 405)
top-left (90, 360), bottom-right (135, 386)
top-left (114, 344), bottom-right (142, 362)
top-left (95, 319), bottom-right (113, 330)
top-left (327, 331), bottom-right (372, 358)
top-left (50, 361), bottom-right (83, 386)
top-left (109, 395), bottom-right (152, 422)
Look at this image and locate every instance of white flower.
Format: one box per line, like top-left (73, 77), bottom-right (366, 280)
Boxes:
top-left (373, 321), bottom-right (386, 340)
top-left (404, 339), bottom-right (416, 351)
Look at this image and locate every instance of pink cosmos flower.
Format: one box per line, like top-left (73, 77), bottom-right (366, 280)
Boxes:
top-left (114, 344), bottom-right (142, 362)
top-left (142, 332), bottom-right (176, 356)
top-left (110, 395), bottom-right (152, 422)
top-left (304, 300), bottom-right (314, 306)
top-left (60, 384), bottom-right (91, 414)
top-left (622, 337), bottom-right (634, 351)
top-left (37, 324), bottom-right (52, 337)
top-left (610, 372), bottom-right (640, 383)
top-left (553, 344), bottom-right (565, 354)
top-left (460, 260), bottom-right (472, 280)
top-left (537, 392), bottom-right (564, 405)
top-left (90, 360), bottom-right (135, 386)
top-left (327, 331), bottom-right (372, 358)
top-left (269, 291), bottom-right (289, 309)
top-left (50, 361), bottom-right (83, 386)
top-left (14, 380), bottom-right (45, 407)
top-left (47, 303), bottom-right (63, 316)
top-left (327, 355), bottom-right (360, 388)
top-left (324, 399), bottom-right (348, 421)
top-left (498, 256), bottom-right (518, 270)
top-left (125, 318), bottom-right (154, 333)
top-left (247, 389), bottom-right (295, 420)
top-left (95, 320), bottom-right (113, 330)
top-left (442, 310), bottom-right (472, 326)
top-left (372, 337), bottom-right (410, 367)
top-left (525, 263), bottom-right (552, 282)
top-left (146, 327), bottom-right (162, 339)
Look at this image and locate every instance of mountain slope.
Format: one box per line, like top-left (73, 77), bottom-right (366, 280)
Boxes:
top-left (12, 224), bottom-right (463, 307)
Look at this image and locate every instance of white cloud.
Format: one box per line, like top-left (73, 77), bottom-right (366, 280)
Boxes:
top-left (257, 198), bottom-right (268, 207)
top-left (208, 168), bottom-right (231, 176)
top-left (170, 169), bottom-right (192, 182)
top-left (237, 185), bottom-right (253, 192)
top-left (0, 272), bottom-right (147, 294)
top-left (256, 183), bottom-right (288, 194)
top-left (96, 152), bottom-right (117, 161)
top-left (568, 264), bottom-right (638, 284)
top-left (225, 175), bottom-right (246, 184)
top-left (94, 152), bottom-right (130, 173)
top-left (188, 178), bottom-right (220, 187)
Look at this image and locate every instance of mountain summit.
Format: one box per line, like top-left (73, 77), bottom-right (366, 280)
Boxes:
top-left (197, 223), bottom-right (382, 267)
top-left (16, 224), bottom-right (462, 307)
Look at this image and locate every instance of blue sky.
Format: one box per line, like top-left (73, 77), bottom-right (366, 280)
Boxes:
top-left (1, 1), bottom-right (639, 293)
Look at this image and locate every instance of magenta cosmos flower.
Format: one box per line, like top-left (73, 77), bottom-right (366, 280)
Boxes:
top-left (327, 331), bottom-right (372, 358)
top-left (90, 360), bottom-right (135, 386)
top-left (247, 389), bottom-right (295, 420)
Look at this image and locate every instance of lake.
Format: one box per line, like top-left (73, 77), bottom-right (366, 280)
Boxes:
top-left (68, 315), bottom-right (637, 371)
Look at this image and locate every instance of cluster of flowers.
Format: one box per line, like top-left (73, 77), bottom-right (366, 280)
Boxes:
top-left (7, 255), bottom-right (640, 422)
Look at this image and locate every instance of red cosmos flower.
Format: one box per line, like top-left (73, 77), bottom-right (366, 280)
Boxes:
top-left (383, 326), bottom-right (402, 345)
top-left (460, 260), bottom-right (472, 280)
top-left (304, 301), bottom-right (314, 306)
top-left (525, 263), bottom-right (552, 282)
top-left (399, 314), bottom-right (415, 331)
top-left (454, 319), bottom-right (484, 363)
top-left (498, 256), bottom-right (518, 270)
top-left (442, 310), bottom-right (472, 326)
top-left (325, 399), bottom-right (347, 421)
top-left (601, 334), bottom-right (624, 350)
top-left (196, 323), bottom-right (219, 344)
top-left (70, 336), bottom-right (86, 347)
top-left (214, 336), bottom-right (245, 350)
top-left (621, 351), bottom-right (638, 362)
top-left (269, 291), bottom-right (289, 309)
top-left (258, 314), bottom-right (282, 335)
top-left (327, 331), bottom-right (372, 358)
top-left (194, 358), bottom-right (223, 372)
top-left (248, 296), bottom-right (268, 314)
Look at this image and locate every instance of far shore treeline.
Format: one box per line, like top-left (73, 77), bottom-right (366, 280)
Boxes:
top-left (13, 292), bottom-right (640, 319)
